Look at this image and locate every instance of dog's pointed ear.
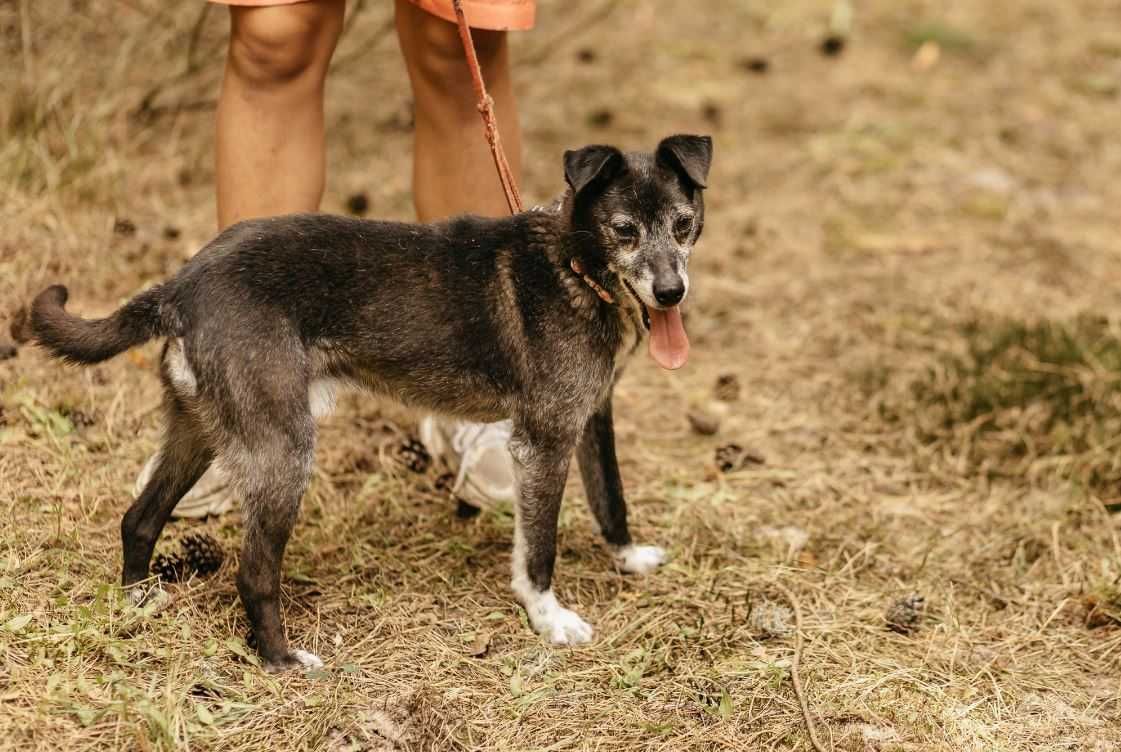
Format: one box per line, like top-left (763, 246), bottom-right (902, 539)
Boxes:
top-left (564, 144), bottom-right (624, 196)
top-left (656, 134), bottom-right (713, 189)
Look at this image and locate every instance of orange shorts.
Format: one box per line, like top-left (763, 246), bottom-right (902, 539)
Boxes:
top-left (208, 0), bottom-right (535, 31)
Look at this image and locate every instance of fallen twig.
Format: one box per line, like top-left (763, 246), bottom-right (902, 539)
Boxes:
top-left (772, 581), bottom-right (831, 752)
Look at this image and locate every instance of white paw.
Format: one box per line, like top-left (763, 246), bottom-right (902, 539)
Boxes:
top-left (125, 584), bottom-right (171, 613)
top-left (266, 649), bottom-right (325, 673)
top-left (523, 591), bottom-right (594, 645)
top-left (290, 649), bottom-right (324, 669)
top-left (615, 544), bottom-right (667, 574)
top-left (541, 606), bottom-right (594, 645)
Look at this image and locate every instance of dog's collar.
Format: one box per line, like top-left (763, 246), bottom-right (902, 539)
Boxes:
top-left (569, 258), bottom-right (615, 304)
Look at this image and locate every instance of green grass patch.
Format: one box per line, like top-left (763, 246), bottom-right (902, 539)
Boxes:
top-left (904, 22), bottom-right (978, 53)
top-left (889, 315), bottom-right (1121, 491)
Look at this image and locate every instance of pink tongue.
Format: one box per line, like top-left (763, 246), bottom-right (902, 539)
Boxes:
top-left (648, 305), bottom-right (690, 369)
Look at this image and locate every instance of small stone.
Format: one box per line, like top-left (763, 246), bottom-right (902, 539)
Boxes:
top-left (885, 593), bottom-right (926, 634)
top-left (687, 410), bottom-right (720, 436)
top-left (163, 226), bottom-right (181, 240)
top-left (911, 40), bottom-right (941, 71)
top-left (346, 192), bottom-right (370, 216)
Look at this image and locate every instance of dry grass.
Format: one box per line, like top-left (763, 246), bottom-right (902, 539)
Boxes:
top-left (3, 0), bottom-right (1121, 750)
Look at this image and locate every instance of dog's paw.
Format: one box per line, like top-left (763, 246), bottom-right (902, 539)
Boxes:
top-left (125, 583), bottom-right (171, 612)
top-left (615, 544), bottom-right (667, 575)
top-left (524, 592), bottom-right (594, 645)
top-left (538, 606), bottom-right (594, 645)
top-left (265, 649), bottom-right (324, 673)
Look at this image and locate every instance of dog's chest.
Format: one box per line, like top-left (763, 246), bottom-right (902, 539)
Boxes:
top-left (615, 302), bottom-right (646, 366)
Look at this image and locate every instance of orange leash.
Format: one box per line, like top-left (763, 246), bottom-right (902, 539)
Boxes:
top-left (451, 0), bottom-right (524, 215)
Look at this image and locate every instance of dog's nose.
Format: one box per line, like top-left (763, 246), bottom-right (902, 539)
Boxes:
top-left (653, 280), bottom-right (685, 307)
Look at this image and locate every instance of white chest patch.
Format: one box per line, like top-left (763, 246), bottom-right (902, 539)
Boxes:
top-left (308, 379), bottom-right (338, 419)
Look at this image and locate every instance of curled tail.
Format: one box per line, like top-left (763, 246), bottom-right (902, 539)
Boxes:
top-left (29, 284), bottom-right (173, 364)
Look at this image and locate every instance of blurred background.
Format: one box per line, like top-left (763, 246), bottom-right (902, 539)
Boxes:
top-left (2, 1), bottom-right (1121, 750)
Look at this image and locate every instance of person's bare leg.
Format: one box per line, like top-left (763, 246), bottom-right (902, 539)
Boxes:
top-left (397, 0), bottom-right (524, 510)
top-left (395, 0), bottom-right (522, 222)
top-left (216, 0), bottom-right (346, 228)
top-left (142, 0), bottom-right (346, 520)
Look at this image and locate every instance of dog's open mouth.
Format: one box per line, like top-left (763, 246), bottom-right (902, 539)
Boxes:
top-left (623, 280), bottom-right (690, 370)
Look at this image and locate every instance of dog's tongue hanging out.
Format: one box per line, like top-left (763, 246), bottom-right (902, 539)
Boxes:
top-left (648, 306), bottom-right (689, 370)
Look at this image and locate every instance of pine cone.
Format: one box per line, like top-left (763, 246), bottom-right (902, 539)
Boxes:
top-left (885, 593), bottom-right (926, 634)
top-left (713, 373), bottom-right (741, 402)
top-left (153, 552), bottom-right (187, 583)
top-left (715, 443), bottom-right (766, 472)
top-left (180, 533), bottom-right (225, 577)
top-left (434, 472), bottom-right (455, 493)
top-left (396, 438), bottom-right (431, 474)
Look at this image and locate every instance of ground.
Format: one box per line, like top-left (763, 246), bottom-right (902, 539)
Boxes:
top-left (2, 1), bottom-right (1121, 750)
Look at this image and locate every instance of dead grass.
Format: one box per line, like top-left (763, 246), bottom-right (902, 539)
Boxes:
top-left (3, 0), bottom-right (1121, 750)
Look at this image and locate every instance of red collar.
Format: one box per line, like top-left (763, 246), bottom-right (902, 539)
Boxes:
top-left (569, 258), bottom-right (615, 304)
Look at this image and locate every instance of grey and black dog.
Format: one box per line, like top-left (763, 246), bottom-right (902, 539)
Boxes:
top-left (28, 134), bottom-right (712, 670)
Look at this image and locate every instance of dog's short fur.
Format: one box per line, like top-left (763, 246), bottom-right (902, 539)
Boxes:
top-left (29, 135), bottom-right (712, 670)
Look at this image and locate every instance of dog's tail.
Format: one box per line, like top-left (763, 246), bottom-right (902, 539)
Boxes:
top-left (29, 284), bottom-right (174, 364)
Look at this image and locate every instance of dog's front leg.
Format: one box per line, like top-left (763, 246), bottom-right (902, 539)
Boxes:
top-left (509, 430), bottom-right (593, 645)
top-left (577, 398), bottom-right (667, 574)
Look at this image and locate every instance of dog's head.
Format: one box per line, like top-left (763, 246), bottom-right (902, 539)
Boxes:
top-left (564, 134), bottom-right (712, 370)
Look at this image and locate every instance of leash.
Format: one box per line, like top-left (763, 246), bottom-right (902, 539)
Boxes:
top-left (451, 1), bottom-right (612, 305)
top-left (451, 0), bottom-right (524, 214)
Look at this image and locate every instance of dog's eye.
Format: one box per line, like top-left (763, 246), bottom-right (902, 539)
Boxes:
top-left (611, 223), bottom-right (639, 242)
top-left (673, 215), bottom-right (695, 242)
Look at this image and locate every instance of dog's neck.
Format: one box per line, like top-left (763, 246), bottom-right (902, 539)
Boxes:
top-left (526, 203), bottom-right (645, 349)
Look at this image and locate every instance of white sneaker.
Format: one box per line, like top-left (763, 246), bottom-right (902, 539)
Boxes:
top-left (419, 418), bottom-right (518, 509)
top-left (133, 454), bottom-right (236, 519)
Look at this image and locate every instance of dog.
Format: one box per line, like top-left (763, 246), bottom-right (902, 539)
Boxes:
top-left (28, 134), bottom-right (712, 671)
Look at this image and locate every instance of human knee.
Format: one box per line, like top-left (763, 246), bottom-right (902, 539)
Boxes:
top-left (227, 2), bottom-right (343, 89)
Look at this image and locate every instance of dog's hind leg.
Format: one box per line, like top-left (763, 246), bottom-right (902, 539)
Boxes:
top-left (576, 398), bottom-right (666, 575)
top-left (121, 397), bottom-right (213, 593)
top-left (509, 426), bottom-right (593, 645)
top-left (231, 418), bottom-right (320, 673)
